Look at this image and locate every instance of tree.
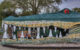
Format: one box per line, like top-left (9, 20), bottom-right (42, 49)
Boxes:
top-left (72, 8), bottom-right (80, 13)
top-left (9, 0), bottom-right (62, 14)
top-left (0, 0), bottom-right (62, 17)
top-left (0, 1), bottom-right (16, 18)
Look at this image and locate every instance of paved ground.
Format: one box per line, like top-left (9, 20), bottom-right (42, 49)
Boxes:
top-left (0, 45), bottom-right (80, 50)
top-left (3, 43), bottom-right (80, 48)
top-left (0, 45), bottom-right (18, 50)
top-left (1, 44), bottom-right (80, 50)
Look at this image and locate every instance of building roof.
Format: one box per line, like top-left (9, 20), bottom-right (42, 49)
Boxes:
top-left (3, 8), bottom-right (80, 22)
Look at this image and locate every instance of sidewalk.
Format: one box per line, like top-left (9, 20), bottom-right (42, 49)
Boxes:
top-left (1, 43), bottom-right (80, 50)
top-left (2, 43), bottom-right (80, 50)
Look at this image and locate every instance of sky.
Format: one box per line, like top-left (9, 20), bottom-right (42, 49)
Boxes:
top-left (0, 0), bottom-right (3, 3)
top-left (0, 0), bottom-right (80, 10)
top-left (59, 0), bottom-right (80, 10)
